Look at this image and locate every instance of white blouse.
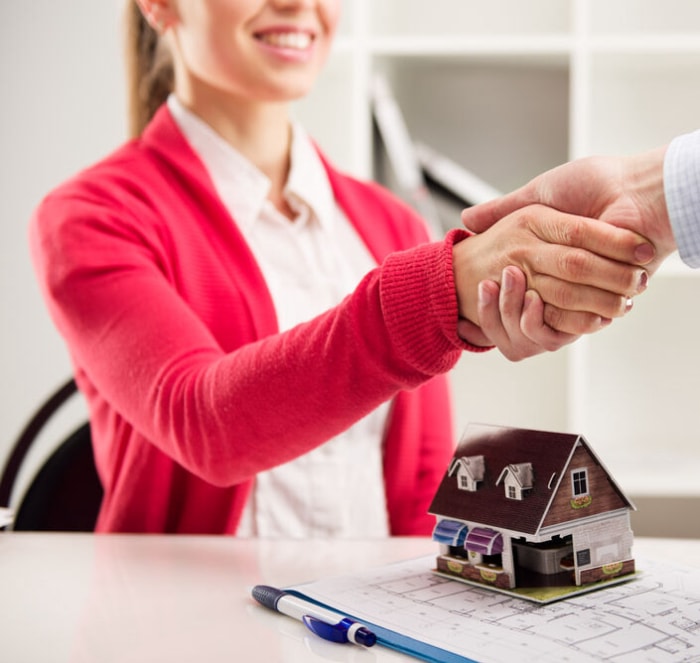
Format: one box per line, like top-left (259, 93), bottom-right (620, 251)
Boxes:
top-left (167, 95), bottom-right (391, 538)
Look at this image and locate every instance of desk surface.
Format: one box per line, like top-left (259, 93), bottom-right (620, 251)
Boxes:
top-left (1, 534), bottom-right (699, 663)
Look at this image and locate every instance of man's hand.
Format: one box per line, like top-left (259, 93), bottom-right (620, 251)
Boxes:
top-left (461, 146), bottom-right (674, 275)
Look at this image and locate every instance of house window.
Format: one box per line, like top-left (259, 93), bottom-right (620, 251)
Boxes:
top-left (577, 549), bottom-right (591, 566)
top-left (507, 485), bottom-right (517, 499)
top-left (571, 469), bottom-right (589, 496)
top-left (460, 476), bottom-right (469, 490)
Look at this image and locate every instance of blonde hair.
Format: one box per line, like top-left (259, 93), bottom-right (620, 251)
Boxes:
top-left (124, 1), bottom-right (174, 137)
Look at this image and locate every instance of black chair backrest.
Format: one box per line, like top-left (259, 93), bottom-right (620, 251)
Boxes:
top-left (0, 378), bottom-right (103, 531)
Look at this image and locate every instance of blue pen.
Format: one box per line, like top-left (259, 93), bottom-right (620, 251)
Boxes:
top-left (251, 584), bottom-right (377, 647)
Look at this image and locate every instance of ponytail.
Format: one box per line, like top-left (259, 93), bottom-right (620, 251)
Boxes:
top-left (124, 0), bottom-right (174, 137)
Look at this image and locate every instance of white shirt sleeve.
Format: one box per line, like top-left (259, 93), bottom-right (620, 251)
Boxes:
top-left (664, 129), bottom-right (700, 267)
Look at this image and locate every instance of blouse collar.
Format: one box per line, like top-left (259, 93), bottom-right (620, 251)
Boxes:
top-left (166, 95), bottom-right (335, 231)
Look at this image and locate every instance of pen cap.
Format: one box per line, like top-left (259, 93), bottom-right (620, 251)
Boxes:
top-left (352, 626), bottom-right (377, 647)
top-left (341, 618), bottom-right (377, 647)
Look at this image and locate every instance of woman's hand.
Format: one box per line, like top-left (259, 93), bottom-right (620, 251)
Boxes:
top-left (457, 267), bottom-right (581, 361)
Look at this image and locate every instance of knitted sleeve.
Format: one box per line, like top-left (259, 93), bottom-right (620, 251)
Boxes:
top-left (29, 184), bottom-right (472, 488)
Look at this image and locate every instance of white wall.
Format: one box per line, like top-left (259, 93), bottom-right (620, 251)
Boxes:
top-left (1, 2), bottom-right (127, 472)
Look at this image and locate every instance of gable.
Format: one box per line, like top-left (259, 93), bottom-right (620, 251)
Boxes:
top-left (541, 444), bottom-right (630, 528)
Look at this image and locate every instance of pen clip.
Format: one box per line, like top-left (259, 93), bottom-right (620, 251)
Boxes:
top-left (302, 615), bottom-right (376, 647)
top-left (302, 615), bottom-right (351, 644)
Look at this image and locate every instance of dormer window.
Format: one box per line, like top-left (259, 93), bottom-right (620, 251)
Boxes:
top-left (496, 462), bottom-right (534, 500)
top-left (448, 455), bottom-right (485, 492)
top-left (571, 468), bottom-right (589, 497)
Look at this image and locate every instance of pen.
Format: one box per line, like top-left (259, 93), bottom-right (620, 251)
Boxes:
top-left (251, 584), bottom-right (377, 648)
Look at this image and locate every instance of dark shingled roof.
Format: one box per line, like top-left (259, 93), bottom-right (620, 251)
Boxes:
top-left (428, 423), bottom-right (613, 535)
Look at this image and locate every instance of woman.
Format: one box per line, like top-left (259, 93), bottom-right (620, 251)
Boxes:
top-left (29, 0), bottom-right (651, 535)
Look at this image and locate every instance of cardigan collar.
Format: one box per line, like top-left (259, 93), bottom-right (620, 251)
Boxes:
top-left (139, 103), bottom-right (423, 269)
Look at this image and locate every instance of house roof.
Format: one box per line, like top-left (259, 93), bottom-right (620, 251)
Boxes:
top-left (428, 423), bottom-right (634, 536)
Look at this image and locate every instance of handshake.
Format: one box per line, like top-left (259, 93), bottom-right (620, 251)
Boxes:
top-left (452, 143), bottom-right (679, 361)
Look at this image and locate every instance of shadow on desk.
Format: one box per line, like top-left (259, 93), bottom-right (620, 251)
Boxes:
top-left (631, 496), bottom-right (700, 538)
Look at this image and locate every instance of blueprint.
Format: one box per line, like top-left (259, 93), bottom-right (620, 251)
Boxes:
top-left (293, 555), bottom-right (700, 662)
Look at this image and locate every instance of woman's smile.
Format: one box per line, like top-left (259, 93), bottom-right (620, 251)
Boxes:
top-left (254, 29), bottom-right (314, 51)
top-left (253, 27), bottom-right (316, 62)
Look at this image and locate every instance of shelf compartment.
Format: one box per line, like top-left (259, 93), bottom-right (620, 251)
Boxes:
top-left (370, 0), bottom-right (571, 38)
top-left (589, 0), bottom-right (700, 35)
top-left (588, 52), bottom-right (700, 155)
top-left (372, 54), bottom-right (570, 195)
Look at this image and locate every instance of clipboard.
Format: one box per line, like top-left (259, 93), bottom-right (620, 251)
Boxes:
top-left (288, 554), bottom-right (700, 662)
top-left (285, 584), bottom-right (474, 663)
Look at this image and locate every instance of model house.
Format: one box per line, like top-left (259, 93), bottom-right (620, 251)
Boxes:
top-left (429, 424), bottom-right (636, 599)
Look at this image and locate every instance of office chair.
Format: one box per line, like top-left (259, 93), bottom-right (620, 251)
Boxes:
top-left (0, 377), bottom-right (103, 531)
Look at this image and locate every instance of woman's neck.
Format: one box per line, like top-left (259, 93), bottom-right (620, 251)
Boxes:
top-left (175, 87), bottom-right (295, 218)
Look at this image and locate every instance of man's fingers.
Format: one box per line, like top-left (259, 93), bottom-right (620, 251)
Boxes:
top-left (529, 272), bottom-right (635, 320)
top-left (527, 205), bottom-right (655, 267)
top-left (522, 237), bottom-right (649, 299)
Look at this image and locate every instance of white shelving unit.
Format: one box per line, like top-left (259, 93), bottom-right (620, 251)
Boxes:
top-left (293, 0), bottom-right (700, 510)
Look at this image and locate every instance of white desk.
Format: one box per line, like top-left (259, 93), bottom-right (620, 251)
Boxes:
top-left (1, 534), bottom-right (699, 663)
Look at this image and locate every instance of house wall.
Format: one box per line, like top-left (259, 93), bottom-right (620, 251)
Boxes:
top-left (571, 514), bottom-right (634, 565)
top-left (454, 467), bottom-right (478, 492)
top-left (501, 475), bottom-right (520, 500)
top-left (570, 514), bottom-right (634, 584)
top-left (436, 527), bottom-right (517, 589)
top-left (541, 445), bottom-right (628, 528)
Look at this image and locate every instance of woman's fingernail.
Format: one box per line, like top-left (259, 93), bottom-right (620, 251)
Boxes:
top-left (478, 281), bottom-right (493, 306)
top-left (501, 268), bottom-right (514, 292)
top-left (635, 243), bottom-right (655, 264)
top-left (638, 270), bottom-right (649, 292)
top-left (625, 297), bottom-right (634, 313)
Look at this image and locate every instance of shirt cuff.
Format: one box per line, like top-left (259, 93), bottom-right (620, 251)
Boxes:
top-left (664, 129), bottom-right (700, 268)
top-left (380, 229), bottom-right (493, 378)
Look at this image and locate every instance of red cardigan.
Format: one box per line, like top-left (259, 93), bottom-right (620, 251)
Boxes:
top-left (29, 106), bottom-right (482, 535)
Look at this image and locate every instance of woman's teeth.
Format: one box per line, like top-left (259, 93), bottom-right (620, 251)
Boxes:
top-left (259, 32), bottom-right (312, 50)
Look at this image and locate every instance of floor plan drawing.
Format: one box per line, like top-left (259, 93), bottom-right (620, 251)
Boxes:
top-left (294, 556), bottom-right (700, 662)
